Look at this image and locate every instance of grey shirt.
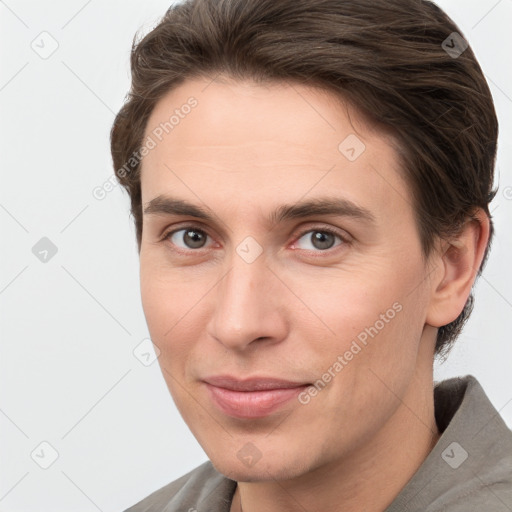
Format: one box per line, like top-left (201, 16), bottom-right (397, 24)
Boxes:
top-left (125, 375), bottom-right (512, 511)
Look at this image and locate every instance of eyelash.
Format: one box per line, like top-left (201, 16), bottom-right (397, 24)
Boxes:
top-left (160, 224), bottom-right (349, 256)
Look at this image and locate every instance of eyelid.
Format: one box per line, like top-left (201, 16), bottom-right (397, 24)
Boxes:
top-left (161, 223), bottom-right (216, 249)
top-left (290, 224), bottom-right (350, 253)
top-left (161, 222), bottom-right (350, 253)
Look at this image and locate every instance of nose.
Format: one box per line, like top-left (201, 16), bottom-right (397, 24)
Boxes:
top-left (207, 249), bottom-right (288, 352)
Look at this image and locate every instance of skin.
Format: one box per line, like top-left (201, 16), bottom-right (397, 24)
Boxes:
top-left (138, 76), bottom-right (490, 512)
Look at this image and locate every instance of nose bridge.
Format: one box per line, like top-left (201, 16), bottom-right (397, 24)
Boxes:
top-left (220, 252), bottom-right (267, 328)
top-left (209, 247), bottom-right (284, 349)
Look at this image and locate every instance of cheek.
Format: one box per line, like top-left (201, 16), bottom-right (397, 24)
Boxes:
top-left (139, 261), bottom-right (214, 370)
top-left (140, 254), bottom-right (197, 334)
top-left (140, 263), bottom-right (186, 360)
top-left (292, 272), bottom-right (396, 335)
top-left (140, 266), bottom-right (170, 338)
top-left (291, 261), bottom-right (427, 362)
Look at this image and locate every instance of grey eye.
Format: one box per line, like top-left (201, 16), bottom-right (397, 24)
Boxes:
top-left (170, 228), bottom-right (209, 249)
top-left (295, 230), bottom-right (342, 251)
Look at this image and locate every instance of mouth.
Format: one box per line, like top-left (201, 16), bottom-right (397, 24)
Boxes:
top-left (202, 375), bottom-right (311, 419)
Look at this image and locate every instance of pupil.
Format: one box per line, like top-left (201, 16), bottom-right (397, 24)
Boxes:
top-left (313, 231), bottom-right (334, 250)
top-left (185, 230), bottom-right (205, 248)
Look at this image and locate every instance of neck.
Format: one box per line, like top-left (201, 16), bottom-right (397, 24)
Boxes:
top-left (231, 339), bottom-right (440, 512)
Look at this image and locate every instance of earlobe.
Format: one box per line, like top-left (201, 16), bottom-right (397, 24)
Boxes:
top-left (425, 209), bottom-right (490, 329)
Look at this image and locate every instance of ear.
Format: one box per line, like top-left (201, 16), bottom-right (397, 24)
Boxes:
top-left (425, 208), bottom-right (490, 329)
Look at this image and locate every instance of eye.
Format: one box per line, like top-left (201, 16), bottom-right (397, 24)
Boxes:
top-left (165, 227), bottom-right (212, 250)
top-left (294, 228), bottom-right (345, 251)
top-left (161, 225), bottom-right (348, 255)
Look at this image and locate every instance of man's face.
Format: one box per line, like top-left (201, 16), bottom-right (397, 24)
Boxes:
top-left (139, 77), bottom-right (437, 481)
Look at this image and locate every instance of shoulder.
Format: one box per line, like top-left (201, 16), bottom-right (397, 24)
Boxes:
top-left (388, 375), bottom-right (512, 511)
top-left (124, 460), bottom-right (237, 512)
top-left (431, 376), bottom-right (512, 510)
top-left (424, 476), bottom-right (512, 511)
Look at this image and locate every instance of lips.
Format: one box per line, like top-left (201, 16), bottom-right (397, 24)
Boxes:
top-left (203, 375), bottom-right (311, 419)
top-left (203, 375), bottom-right (309, 391)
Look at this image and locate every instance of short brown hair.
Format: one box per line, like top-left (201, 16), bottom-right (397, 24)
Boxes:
top-left (110, 0), bottom-right (498, 358)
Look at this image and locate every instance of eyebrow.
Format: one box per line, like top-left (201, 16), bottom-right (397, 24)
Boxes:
top-left (143, 195), bottom-right (376, 227)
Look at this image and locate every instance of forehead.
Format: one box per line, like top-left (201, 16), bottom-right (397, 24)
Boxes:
top-left (140, 77), bottom-right (410, 224)
top-left (143, 76), bottom-right (388, 155)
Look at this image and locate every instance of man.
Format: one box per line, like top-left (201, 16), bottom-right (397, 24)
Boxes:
top-left (111, 0), bottom-right (512, 510)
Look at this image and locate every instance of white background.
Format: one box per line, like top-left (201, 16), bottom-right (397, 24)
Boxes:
top-left (1, 1), bottom-right (511, 510)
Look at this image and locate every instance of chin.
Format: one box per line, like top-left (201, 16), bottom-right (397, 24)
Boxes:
top-left (209, 450), bottom-right (313, 483)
